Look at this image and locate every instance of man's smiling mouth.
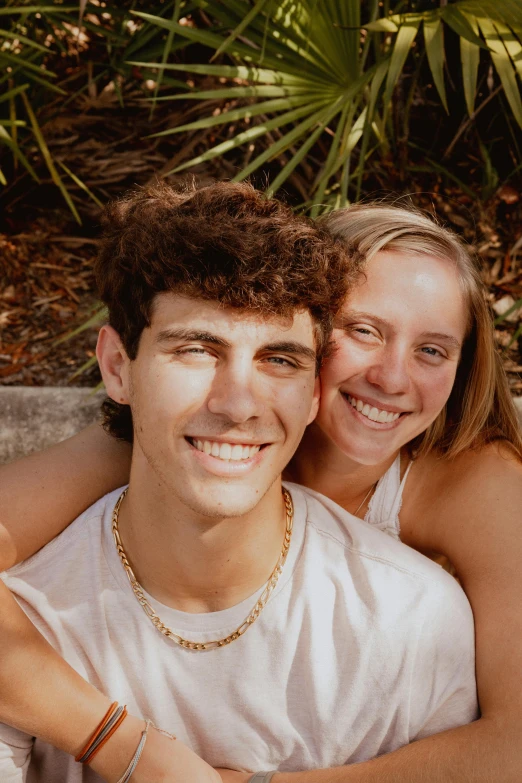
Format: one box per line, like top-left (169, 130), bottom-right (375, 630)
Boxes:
top-left (187, 438), bottom-right (263, 462)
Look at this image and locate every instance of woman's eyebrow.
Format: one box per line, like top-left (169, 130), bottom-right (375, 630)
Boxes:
top-left (420, 332), bottom-right (462, 350)
top-left (334, 310), bottom-right (390, 330)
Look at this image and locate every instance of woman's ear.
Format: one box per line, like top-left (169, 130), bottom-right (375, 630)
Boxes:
top-left (96, 325), bottom-right (131, 404)
top-left (307, 375), bottom-right (321, 425)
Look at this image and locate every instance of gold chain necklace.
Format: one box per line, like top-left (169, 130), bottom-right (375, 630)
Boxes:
top-left (112, 487), bottom-right (294, 651)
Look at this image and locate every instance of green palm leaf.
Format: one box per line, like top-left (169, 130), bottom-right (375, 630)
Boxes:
top-left (235, 101), bottom-right (340, 184)
top-left (168, 98), bottom-right (330, 176)
top-left (383, 19), bottom-right (420, 112)
top-left (424, 17), bottom-right (448, 113)
top-left (460, 14), bottom-right (480, 116)
top-left (148, 96), bottom-right (314, 138)
top-left (478, 16), bottom-right (522, 127)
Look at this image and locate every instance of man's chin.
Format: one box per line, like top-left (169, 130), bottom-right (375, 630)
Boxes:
top-left (183, 495), bottom-right (266, 521)
top-left (177, 477), bottom-right (280, 521)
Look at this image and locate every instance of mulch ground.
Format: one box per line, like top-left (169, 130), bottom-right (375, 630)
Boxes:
top-left (1, 192), bottom-right (521, 391)
top-left (0, 228), bottom-right (101, 386)
top-left (0, 86), bottom-right (521, 390)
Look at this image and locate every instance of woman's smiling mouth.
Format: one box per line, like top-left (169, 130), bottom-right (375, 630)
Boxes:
top-left (342, 393), bottom-right (410, 427)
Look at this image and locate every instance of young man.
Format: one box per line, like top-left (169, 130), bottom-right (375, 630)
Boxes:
top-left (0, 182), bottom-right (477, 783)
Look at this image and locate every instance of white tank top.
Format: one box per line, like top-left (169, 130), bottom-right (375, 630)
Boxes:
top-left (364, 453), bottom-right (412, 540)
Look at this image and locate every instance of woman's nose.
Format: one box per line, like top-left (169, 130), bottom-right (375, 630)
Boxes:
top-left (366, 348), bottom-right (410, 395)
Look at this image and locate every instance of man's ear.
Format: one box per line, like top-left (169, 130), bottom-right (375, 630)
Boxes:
top-left (307, 375), bottom-right (321, 425)
top-left (96, 325), bottom-right (131, 404)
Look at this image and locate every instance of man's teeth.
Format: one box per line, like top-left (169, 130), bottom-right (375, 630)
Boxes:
top-left (347, 395), bottom-right (401, 423)
top-left (191, 439), bottom-right (261, 461)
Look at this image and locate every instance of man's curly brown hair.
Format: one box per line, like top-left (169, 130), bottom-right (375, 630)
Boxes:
top-left (96, 180), bottom-right (356, 442)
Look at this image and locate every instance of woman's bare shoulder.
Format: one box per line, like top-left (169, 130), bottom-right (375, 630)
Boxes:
top-left (400, 441), bottom-right (522, 554)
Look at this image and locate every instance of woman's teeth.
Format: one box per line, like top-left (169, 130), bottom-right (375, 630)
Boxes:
top-left (191, 439), bottom-right (261, 461)
top-left (347, 395), bottom-right (401, 423)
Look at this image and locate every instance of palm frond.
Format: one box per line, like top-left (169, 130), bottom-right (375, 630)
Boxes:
top-left (129, 0), bottom-right (522, 203)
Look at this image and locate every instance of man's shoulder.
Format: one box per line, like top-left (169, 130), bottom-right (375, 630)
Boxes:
top-left (2, 487), bottom-right (123, 584)
top-left (287, 481), bottom-right (470, 603)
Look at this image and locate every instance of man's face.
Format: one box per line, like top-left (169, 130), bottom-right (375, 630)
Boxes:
top-left (102, 294), bottom-right (319, 519)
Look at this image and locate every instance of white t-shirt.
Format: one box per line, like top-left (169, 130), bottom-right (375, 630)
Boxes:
top-left (0, 483), bottom-right (478, 782)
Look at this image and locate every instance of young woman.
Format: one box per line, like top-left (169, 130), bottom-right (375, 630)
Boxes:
top-left (1, 204), bottom-right (522, 783)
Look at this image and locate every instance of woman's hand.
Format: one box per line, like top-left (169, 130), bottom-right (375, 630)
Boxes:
top-left (130, 732), bottom-right (223, 783)
top-left (89, 716), bottom-right (222, 783)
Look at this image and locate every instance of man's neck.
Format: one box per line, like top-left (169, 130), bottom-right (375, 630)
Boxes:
top-left (115, 466), bottom-right (288, 614)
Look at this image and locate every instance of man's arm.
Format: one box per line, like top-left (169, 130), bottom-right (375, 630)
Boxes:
top-left (0, 423), bottom-right (131, 570)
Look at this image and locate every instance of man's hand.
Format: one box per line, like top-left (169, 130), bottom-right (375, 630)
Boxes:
top-left (216, 769), bottom-right (252, 783)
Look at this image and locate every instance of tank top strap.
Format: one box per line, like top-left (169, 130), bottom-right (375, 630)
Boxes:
top-left (363, 454), bottom-right (412, 540)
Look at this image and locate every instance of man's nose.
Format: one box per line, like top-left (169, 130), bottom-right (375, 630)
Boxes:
top-left (366, 345), bottom-right (411, 396)
top-left (207, 362), bottom-right (265, 423)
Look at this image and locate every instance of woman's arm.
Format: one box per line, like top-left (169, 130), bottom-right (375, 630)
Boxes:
top-left (0, 424), bottom-right (221, 781)
top-left (222, 444), bottom-right (522, 783)
top-left (0, 580), bottom-right (221, 783)
top-left (0, 423), bottom-right (131, 570)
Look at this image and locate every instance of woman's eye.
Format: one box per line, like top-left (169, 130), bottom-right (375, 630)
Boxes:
top-left (348, 326), bottom-right (379, 341)
top-left (420, 346), bottom-right (443, 358)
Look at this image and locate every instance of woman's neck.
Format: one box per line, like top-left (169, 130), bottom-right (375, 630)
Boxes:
top-left (285, 423), bottom-right (400, 514)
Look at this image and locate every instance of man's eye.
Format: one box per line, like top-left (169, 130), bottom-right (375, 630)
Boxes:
top-left (266, 356), bottom-right (296, 367)
top-left (174, 347), bottom-right (211, 356)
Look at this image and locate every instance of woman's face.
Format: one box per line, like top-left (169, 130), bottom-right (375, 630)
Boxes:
top-left (316, 250), bottom-right (469, 466)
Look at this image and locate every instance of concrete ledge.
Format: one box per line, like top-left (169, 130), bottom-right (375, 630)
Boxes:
top-left (1, 387), bottom-right (521, 465)
top-left (0, 387), bottom-right (104, 464)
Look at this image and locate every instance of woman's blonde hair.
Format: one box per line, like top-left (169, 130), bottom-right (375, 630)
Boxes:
top-left (323, 203), bottom-right (522, 460)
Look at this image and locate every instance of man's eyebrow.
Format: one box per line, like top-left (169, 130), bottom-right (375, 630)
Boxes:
top-left (262, 341), bottom-right (317, 362)
top-left (155, 328), bottom-right (230, 348)
top-left (336, 311), bottom-right (462, 350)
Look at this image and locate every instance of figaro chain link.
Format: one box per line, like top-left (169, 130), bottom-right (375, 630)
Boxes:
top-left (112, 487), bottom-right (294, 651)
